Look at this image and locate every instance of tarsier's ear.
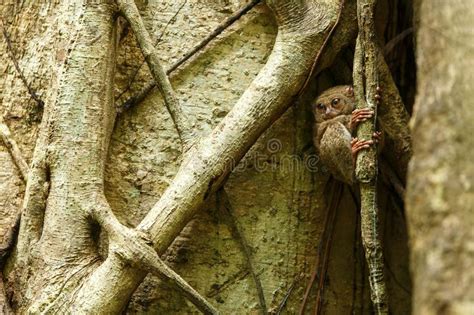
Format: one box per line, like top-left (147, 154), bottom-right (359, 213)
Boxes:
top-left (345, 86), bottom-right (354, 96)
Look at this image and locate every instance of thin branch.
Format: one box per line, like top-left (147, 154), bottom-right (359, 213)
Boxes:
top-left (120, 0), bottom-right (261, 111)
top-left (274, 274), bottom-right (301, 315)
top-left (217, 189), bottom-right (267, 314)
top-left (15, 151), bottom-right (50, 268)
top-left (167, 0), bottom-right (261, 75)
top-left (299, 212), bottom-right (327, 313)
top-left (349, 187), bottom-right (363, 314)
top-left (147, 254), bottom-right (218, 315)
top-left (298, 0), bottom-right (346, 96)
top-left (98, 209), bottom-right (219, 315)
top-left (0, 18), bottom-right (44, 109)
top-left (0, 118), bottom-right (29, 181)
top-left (313, 182), bottom-right (342, 315)
top-left (383, 27), bottom-right (413, 56)
top-left (0, 118), bottom-right (29, 263)
top-left (117, 0), bottom-right (194, 147)
top-left (205, 269), bottom-right (249, 298)
top-left (299, 179), bottom-right (342, 315)
top-left (353, 0), bottom-right (389, 313)
top-left (116, 0), bottom-right (188, 101)
top-left (379, 158), bottom-right (405, 201)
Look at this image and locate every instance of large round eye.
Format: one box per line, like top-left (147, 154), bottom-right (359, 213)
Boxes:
top-left (331, 98), bottom-right (340, 106)
top-left (316, 103), bottom-right (325, 110)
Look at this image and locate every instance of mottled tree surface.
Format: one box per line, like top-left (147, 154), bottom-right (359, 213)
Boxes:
top-left (407, 1), bottom-right (474, 314)
top-left (0, 0), bottom-right (416, 314)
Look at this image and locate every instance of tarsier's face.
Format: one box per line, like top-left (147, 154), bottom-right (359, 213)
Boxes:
top-left (312, 85), bottom-right (355, 123)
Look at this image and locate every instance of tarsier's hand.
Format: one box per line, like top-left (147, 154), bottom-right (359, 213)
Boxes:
top-left (349, 86), bottom-right (382, 130)
top-left (351, 131), bottom-right (382, 160)
top-left (351, 137), bottom-right (373, 159)
top-left (350, 108), bottom-right (374, 130)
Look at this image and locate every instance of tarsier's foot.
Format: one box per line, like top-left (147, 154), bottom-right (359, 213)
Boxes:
top-left (350, 108), bottom-right (374, 129)
top-left (375, 86), bottom-right (382, 104)
top-left (351, 137), bottom-right (374, 159)
top-left (372, 131), bottom-right (383, 143)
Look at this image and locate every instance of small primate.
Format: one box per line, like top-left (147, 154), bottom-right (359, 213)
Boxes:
top-left (312, 85), bottom-right (381, 184)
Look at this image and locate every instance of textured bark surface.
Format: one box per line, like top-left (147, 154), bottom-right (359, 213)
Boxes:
top-left (0, 0), bottom-right (413, 314)
top-left (72, 1), bottom-right (343, 313)
top-left (407, 0), bottom-right (474, 314)
top-left (353, 0), bottom-right (389, 313)
top-left (13, 1), bottom-right (118, 312)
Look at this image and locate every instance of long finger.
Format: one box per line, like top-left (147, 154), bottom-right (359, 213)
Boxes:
top-left (353, 141), bottom-right (372, 150)
top-left (372, 131), bottom-right (382, 139)
top-left (352, 144), bottom-right (371, 154)
top-left (352, 109), bottom-right (374, 117)
top-left (352, 113), bottom-right (374, 120)
top-left (353, 108), bottom-right (374, 114)
top-left (355, 140), bottom-right (374, 147)
top-left (352, 113), bottom-right (374, 121)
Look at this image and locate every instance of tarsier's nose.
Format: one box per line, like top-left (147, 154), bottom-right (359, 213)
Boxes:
top-left (325, 107), bottom-right (332, 115)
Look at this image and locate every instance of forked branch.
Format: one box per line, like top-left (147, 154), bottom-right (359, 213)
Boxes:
top-left (73, 1), bottom-right (344, 313)
top-left (96, 207), bottom-right (218, 315)
top-left (0, 117), bottom-right (29, 180)
top-left (120, 0), bottom-right (261, 111)
top-left (0, 118), bottom-right (28, 264)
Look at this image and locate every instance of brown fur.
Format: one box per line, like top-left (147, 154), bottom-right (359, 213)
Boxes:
top-left (312, 85), bottom-right (356, 184)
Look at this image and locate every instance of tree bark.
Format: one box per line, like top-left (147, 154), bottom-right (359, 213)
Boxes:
top-left (2, 1), bottom-right (346, 313)
top-left (13, 1), bottom-right (119, 312)
top-left (353, 0), bottom-right (388, 312)
top-left (407, 0), bottom-right (474, 314)
top-left (0, 0), bottom-right (416, 313)
top-left (71, 1), bottom-right (343, 313)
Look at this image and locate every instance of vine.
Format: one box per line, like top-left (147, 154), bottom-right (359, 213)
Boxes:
top-left (353, 0), bottom-right (389, 313)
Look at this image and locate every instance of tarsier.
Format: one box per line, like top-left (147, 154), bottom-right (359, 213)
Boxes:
top-left (312, 85), bottom-right (382, 184)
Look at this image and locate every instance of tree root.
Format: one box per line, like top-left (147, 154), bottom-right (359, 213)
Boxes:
top-left (0, 118), bottom-right (29, 181)
top-left (299, 179), bottom-right (342, 315)
top-left (115, 0), bottom-right (189, 101)
top-left (9, 153), bottom-right (49, 310)
top-left (217, 189), bottom-right (267, 314)
top-left (0, 117), bottom-right (28, 263)
top-left (119, 0), bottom-right (262, 111)
top-left (94, 204), bottom-right (219, 315)
top-left (67, 1), bottom-right (349, 312)
top-left (117, 0), bottom-right (194, 148)
top-left (15, 158), bottom-right (49, 265)
top-left (0, 18), bottom-right (44, 109)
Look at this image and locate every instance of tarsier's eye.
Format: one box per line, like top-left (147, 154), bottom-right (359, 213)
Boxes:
top-left (316, 103), bottom-right (325, 110)
top-left (331, 98), bottom-right (340, 106)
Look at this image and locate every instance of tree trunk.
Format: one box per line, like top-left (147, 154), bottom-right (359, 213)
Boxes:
top-left (1, 0), bottom-right (414, 313)
top-left (406, 1), bottom-right (474, 314)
